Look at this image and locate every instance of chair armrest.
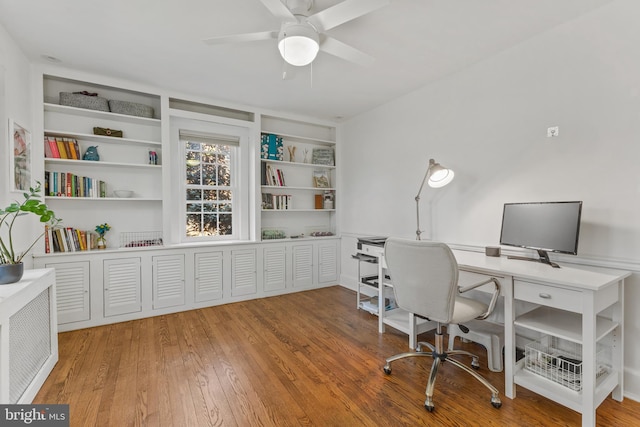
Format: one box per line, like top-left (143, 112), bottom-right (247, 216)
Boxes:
top-left (458, 278), bottom-right (501, 320)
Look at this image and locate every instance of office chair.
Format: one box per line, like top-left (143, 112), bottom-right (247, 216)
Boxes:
top-left (382, 238), bottom-right (502, 412)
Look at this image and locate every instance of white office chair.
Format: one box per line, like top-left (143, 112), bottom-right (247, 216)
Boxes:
top-left (382, 238), bottom-right (502, 412)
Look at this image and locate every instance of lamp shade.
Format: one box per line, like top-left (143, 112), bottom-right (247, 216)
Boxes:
top-left (278, 23), bottom-right (320, 67)
top-left (427, 162), bottom-right (454, 188)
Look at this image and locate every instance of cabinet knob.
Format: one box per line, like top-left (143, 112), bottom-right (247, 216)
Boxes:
top-left (539, 293), bottom-right (551, 299)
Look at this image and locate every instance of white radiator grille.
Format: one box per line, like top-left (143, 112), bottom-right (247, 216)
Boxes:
top-left (9, 289), bottom-right (52, 403)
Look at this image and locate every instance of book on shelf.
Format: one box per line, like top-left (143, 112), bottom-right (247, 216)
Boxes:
top-left (45, 226), bottom-right (96, 253)
top-left (44, 136), bottom-right (81, 160)
top-left (264, 164), bottom-right (286, 186)
top-left (45, 170), bottom-right (106, 198)
top-left (261, 193), bottom-right (292, 210)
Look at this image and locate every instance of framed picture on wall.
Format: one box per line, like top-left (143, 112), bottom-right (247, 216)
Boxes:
top-left (9, 119), bottom-right (31, 192)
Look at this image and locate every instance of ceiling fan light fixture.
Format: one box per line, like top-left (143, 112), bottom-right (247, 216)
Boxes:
top-left (278, 23), bottom-right (319, 67)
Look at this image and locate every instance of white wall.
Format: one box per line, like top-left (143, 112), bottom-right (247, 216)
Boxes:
top-left (339, 0), bottom-right (640, 399)
top-left (0, 24), bottom-right (39, 268)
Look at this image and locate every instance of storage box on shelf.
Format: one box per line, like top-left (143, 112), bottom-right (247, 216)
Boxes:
top-left (43, 74), bottom-right (162, 240)
top-left (259, 115), bottom-right (337, 241)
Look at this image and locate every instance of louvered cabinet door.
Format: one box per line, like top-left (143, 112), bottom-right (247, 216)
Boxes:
top-left (317, 241), bottom-right (338, 284)
top-left (292, 244), bottom-right (313, 288)
top-left (231, 249), bottom-right (257, 297)
top-left (152, 254), bottom-right (185, 309)
top-left (263, 246), bottom-right (286, 292)
top-left (104, 258), bottom-right (142, 317)
top-left (194, 251), bottom-right (224, 302)
top-left (45, 261), bottom-right (90, 324)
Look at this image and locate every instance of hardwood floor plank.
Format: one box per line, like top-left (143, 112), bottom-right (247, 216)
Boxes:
top-left (34, 286), bottom-right (640, 427)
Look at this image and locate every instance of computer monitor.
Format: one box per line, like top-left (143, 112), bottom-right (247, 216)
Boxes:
top-left (499, 201), bottom-right (582, 268)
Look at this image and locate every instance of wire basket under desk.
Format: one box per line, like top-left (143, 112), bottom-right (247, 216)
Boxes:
top-left (525, 335), bottom-right (610, 392)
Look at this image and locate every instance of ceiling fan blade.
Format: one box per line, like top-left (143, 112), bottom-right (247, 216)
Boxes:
top-left (307, 0), bottom-right (389, 32)
top-left (203, 31), bottom-right (278, 45)
top-left (319, 36), bottom-right (374, 67)
top-left (259, 0), bottom-right (296, 21)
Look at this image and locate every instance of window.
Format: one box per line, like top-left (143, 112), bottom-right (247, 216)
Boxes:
top-left (180, 130), bottom-right (240, 241)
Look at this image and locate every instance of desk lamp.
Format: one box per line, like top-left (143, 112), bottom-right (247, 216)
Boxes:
top-left (415, 158), bottom-right (454, 240)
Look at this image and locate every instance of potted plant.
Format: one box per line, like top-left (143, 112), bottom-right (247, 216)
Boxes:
top-left (0, 182), bottom-right (60, 284)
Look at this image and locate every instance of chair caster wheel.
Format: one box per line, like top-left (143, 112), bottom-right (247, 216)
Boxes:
top-left (425, 397), bottom-right (434, 412)
top-left (383, 365), bottom-right (392, 375)
top-left (491, 396), bottom-right (502, 408)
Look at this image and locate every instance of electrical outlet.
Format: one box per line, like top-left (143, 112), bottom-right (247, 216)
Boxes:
top-left (547, 126), bottom-right (559, 137)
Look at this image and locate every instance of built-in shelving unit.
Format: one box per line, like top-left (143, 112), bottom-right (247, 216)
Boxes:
top-left (259, 114), bottom-right (337, 240)
top-left (42, 74), bottom-right (163, 248)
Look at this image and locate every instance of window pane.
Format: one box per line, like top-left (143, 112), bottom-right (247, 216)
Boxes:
top-left (203, 203), bottom-right (216, 213)
top-left (186, 203), bottom-right (201, 213)
top-left (219, 190), bottom-right (231, 201)
top-left (218, 155), bottom-right (231, 185)
top-left (186, 189), bottom-right (201, 201)
top-left (186, 165), bottom-right (200, 184)
top-left (219, 214), bottom-right (232, 235)
top-left (203, 189), bottom-right (217, 200)
top-left (202, 214), bottom-right (217, 236)
top-left (186, 214), bottom-right (202, 236)
top-left (202, 163), bottom-right (216, 186)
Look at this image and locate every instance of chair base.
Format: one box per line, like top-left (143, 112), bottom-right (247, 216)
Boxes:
top-left (383, 327), bottom-right (501, 412)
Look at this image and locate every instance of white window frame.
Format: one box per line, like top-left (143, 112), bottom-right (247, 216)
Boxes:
top-left (171, 117), bottom-right (250, 243)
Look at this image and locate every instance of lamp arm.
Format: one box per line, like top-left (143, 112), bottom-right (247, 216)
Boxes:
top-left (415, 159), bottom-right (435, 240)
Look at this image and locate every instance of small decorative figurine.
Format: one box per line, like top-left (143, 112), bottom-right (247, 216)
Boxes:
top-left (83, 146), bottom-right (100, 161)
top-left (287, 145), bottom-right (297, 162)
top-left (303, 148), bottom-right (309, 163)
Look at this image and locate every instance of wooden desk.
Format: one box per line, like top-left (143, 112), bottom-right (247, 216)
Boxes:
top-left (452, 250), bottom-right (629, 427)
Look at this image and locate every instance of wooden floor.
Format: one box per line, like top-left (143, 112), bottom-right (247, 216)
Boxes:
top-left (35, 286), bottom-right (640, 426)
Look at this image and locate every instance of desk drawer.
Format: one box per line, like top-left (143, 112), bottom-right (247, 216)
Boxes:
top-left (514, 280), bottom-right (581, 313)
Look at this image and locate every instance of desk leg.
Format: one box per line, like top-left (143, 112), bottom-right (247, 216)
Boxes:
top-left (504, 275), bottom-right (515, 399)
top-left (378, 260), bottom-right (385, 334)
top-left (612, 279), bottom-right (624, 402)
top-left (582, 291), bottom-right (597, 427)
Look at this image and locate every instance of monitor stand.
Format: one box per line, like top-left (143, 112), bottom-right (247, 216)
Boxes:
top-left (507, 250), bottom-right (560, 268)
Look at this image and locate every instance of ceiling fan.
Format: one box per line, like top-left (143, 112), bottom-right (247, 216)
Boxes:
top-left (203, 0), bottom-right (389, 67)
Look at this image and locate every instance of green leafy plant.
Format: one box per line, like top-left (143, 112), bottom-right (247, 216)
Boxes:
top-left (0, 182), bottom-right (60, 264)
top-left (95, 223), bottom-right (111, 237)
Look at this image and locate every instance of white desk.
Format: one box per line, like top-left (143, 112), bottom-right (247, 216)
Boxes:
top-left (457, 250), bottom-right (628, 427)
top-left (375, 248), bottom-right (629, 427)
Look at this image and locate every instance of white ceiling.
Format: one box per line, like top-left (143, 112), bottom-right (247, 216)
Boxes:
top-left (0, 0), bottom-right (613, 121)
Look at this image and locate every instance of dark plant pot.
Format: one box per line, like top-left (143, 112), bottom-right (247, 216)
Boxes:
top-left (0, 262), bottom-right (24, 285)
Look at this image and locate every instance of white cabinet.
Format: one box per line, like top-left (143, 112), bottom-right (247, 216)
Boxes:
top-left (292, 243), bottom-right (314, 288)
top-left (0, 270), bottom-right (58, 404)
top-left (263, 246), bottom-right (286, 292)
top-left (44, 260), bottom-right (90, 324)
top-left (231, 249), bottom-right (257, 297)
top-left (194, 251), bottom-right (223, 302)
top-left (152, 254), bottom-right (185, 309)
top-left (317, 241), bottom-right (338, 284)
top-left (34, 239), bottom-right (339, 331)
top-left (259, 114), bottom-right (337, 240)
top-left (42, 74), bottom-right (163, 251)
top-left (103, 257), bottom-right (142, 317)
